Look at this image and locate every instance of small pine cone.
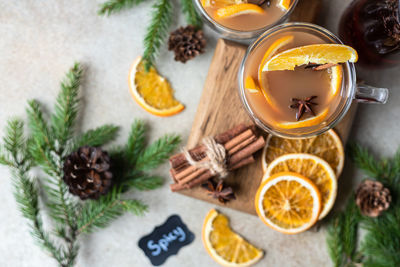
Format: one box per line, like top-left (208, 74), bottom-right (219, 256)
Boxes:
top-left (355, 179), bottom-right (391, 217)
top-left (63, 146), bottom-right (113, 200)
top-left (168, 25), bottom-right (206, 63)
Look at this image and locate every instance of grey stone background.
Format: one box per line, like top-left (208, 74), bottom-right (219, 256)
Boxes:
top-left (0, 0), bottom-right (399, 266)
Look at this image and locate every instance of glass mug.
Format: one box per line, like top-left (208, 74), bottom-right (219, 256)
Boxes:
top-left (193, 0), bottom-right (299, 40)
top-left (238, 22), bottom-right (389, 138)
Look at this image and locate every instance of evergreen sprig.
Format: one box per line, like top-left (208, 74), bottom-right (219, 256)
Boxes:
top-left (326, 142), bottom-right (400, 267)
top-left (98, 0), bottom-right (145, 16)
top-left (99, 0), bottom-right (204, 70)
top-left (180, 0), bottom-right (203, 28)
top-left (0, 63), bottom-right (180, 266)
top-left (143, 0), bottom-right (173, 71)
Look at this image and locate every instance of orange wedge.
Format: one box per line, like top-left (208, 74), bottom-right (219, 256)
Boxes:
top-left (255, 172), bottom-right (321, 234)
top-left (245, 76), bottom-right (260, 93)
top-left (277, 108), bottom-right (329, 129)
top-left (262, 129), bottom-right (345, 176)
top-left (264, 154), bottom-right (337, 219)
top-left (278, 0), bottom-right (291, 10)
top-left (262, 44), bottom-right (358, 72)
top-left (128, 57), bottom-right (184, 117)
top-left (215, 3), bottom-right (264, 19)
top-left (202, 209), bottom-right (264, 266)
top-left (202, 0), bottom-right (246, 8)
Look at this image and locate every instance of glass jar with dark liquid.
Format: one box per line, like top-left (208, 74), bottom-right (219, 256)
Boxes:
top-left (339, 0), bottom-right (400, 68)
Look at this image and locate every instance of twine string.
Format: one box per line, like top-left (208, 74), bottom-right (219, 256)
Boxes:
top-left (183, 137), bottom-right (228, 178)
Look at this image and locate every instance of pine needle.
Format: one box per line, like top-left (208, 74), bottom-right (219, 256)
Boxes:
top-left (98, 0), bottom-right (145, 16)
top-left (135, 134), bottom-right (181, 170)
top-left (128, 174), bottom-right (164, 190)
top-left (180, 0), bottom-right (203, 28)
top-left (347, 142), bottom-right (384, 178)
top-left (73, 124), bottom-right (119, 149)
top-left (125, 119), bottom-right (147, 165)
top-left (143, 0), bottom-right (173, 71)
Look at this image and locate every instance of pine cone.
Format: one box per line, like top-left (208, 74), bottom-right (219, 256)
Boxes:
top-left (63, 146), bottom-right (113, 200)
top-left (168, 25), bottom-right (206, 63)
top-left (355, 179), bottom-right (391, 217)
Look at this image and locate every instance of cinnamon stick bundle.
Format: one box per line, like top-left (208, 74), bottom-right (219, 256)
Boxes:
top-left (169, 124), bottom-right (265, 192)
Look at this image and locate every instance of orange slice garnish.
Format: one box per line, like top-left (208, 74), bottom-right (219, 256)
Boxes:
top-left (262, 44), bottom-right (358, 72)
top-left (245, 76), bottom-right (260, 93)
top-left (202, 0), bottom-right (246, 8)
top-left (215, 3), bottom-right (264, 19)
top-left (329, 65), bottom-right (343, 97)
top-left (277, 108), bottom-right (329, 129)
top-left (202, 209), bottom-right (264, 266)
top-left (278, 0), bottom-right (291, 10)
top-left (255, 172), bottom-right (322, 234)
top-left (128, 57), bottom-right (184, 117)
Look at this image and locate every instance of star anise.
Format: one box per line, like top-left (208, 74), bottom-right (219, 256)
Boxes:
top-left (202, 179), bottom-right (236, 204)
top-left (290, 96), bottom-right (318, 121)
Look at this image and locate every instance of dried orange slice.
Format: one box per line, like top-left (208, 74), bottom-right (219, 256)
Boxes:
top-left (255, 172), bottom-right (321, 234)
top-left (245, 76), bottom-right (260, 93)
top-left (277, 108), bottom-right (329, 129)
top-left (202, 0), bottom-right (246, 8)
top-left (264, 154), bottom-right (337, 219)
top-left (278, 0), bottom-right (291, 10)
top-left (215, 3), bottom-right (264, 19)
top-left (262, 129), bottom-right (344, 175)
top-left (128, 57), bottom-right (184, 117)
top-left (202, 209), bottom-right (264, 266)
top-left (262, 44), bottom-right (358, 72)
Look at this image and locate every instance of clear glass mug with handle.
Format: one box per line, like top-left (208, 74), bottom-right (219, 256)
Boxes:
top-left (193, 0), bottom-right (299, 40)
top-left (238, 22), bottom-right (389, 138)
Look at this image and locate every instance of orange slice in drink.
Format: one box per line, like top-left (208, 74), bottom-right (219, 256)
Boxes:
top-left (262, 44), bottom-right (358, 72)
top-left (255, 172), bottom-right (322, 234)
top-left (278, 0), bottom-right (291, 10)
top-left (215, 3), bottom-right (264, 19)
top-left (245, 76), bottom-right (260, 93)
top-left (128, 57), bottom-right (184, 117)
top-left (277, 108), bottom-right (329, 129)
top-left (329, 65), bottom-right (343, 97)
top-left (264, 154), bottom-right (337, 219)
top-left (202, 209), bottom-right (264, 266)
top-left (262, 129), bottom-right (344, 176)
top-left (202, 0), bottom-right (246, 8)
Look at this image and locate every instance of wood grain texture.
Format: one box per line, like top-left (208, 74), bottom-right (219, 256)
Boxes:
top-left (177, 0), bottom-right (356, 215)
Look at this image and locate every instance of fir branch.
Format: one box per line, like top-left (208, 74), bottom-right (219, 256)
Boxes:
top-left (125, 120), bottom-right (147, 165)
top-left (135, 134), bottom-right (180, 170)
top-left (180, 0), bottom-right (203, 28)
top-left (348, 142), bottom-right (384, 178)
top-left (127, 174), bottom-right (164, 190)
top-left (326, 198), bottom-right (360, 267)
top-left (51, 63), bottom-right (83, 147)
top-left (143, 0), bottom-right (173, 71)
top-left (26, 100), bottom-right (53, 149)
top-left (77, 187), bottom-right (147, 234)
top-left (73, 124), bottom-right (119, 149)
top-left (98, 0), bottom-right (145, 16)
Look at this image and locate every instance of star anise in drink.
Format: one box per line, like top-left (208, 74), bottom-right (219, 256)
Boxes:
top-left (290, 96), bottom-right (318, 121)
top-left (202, 179), bottom-right (236, 204)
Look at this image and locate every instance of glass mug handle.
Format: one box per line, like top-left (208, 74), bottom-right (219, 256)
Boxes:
top-left (355, 84), bottom-right (389, 104)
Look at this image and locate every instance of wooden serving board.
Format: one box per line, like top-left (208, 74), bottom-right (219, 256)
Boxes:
top-left (178, 0), bottom-right (358, 215)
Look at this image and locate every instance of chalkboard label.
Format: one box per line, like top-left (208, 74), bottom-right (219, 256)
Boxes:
top-left (138, 215), bottom-right (195, 266)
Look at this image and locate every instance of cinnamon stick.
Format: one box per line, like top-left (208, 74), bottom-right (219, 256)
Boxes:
top-left (169, 124), bottom-right (249, 169)
top-left (170, 155), bottom-right (255, 192)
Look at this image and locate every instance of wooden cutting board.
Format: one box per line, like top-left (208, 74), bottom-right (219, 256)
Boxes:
top-left (178, 0), bottom-right (358, 215)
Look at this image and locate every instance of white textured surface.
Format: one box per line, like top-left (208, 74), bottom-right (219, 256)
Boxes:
top-left (0, 1), bottom-right (399, 266)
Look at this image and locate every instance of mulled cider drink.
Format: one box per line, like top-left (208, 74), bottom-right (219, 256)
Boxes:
top-left (195, 0), bottom-right (297, 39)
top-left (240, 23), bottom-right (359, 137)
